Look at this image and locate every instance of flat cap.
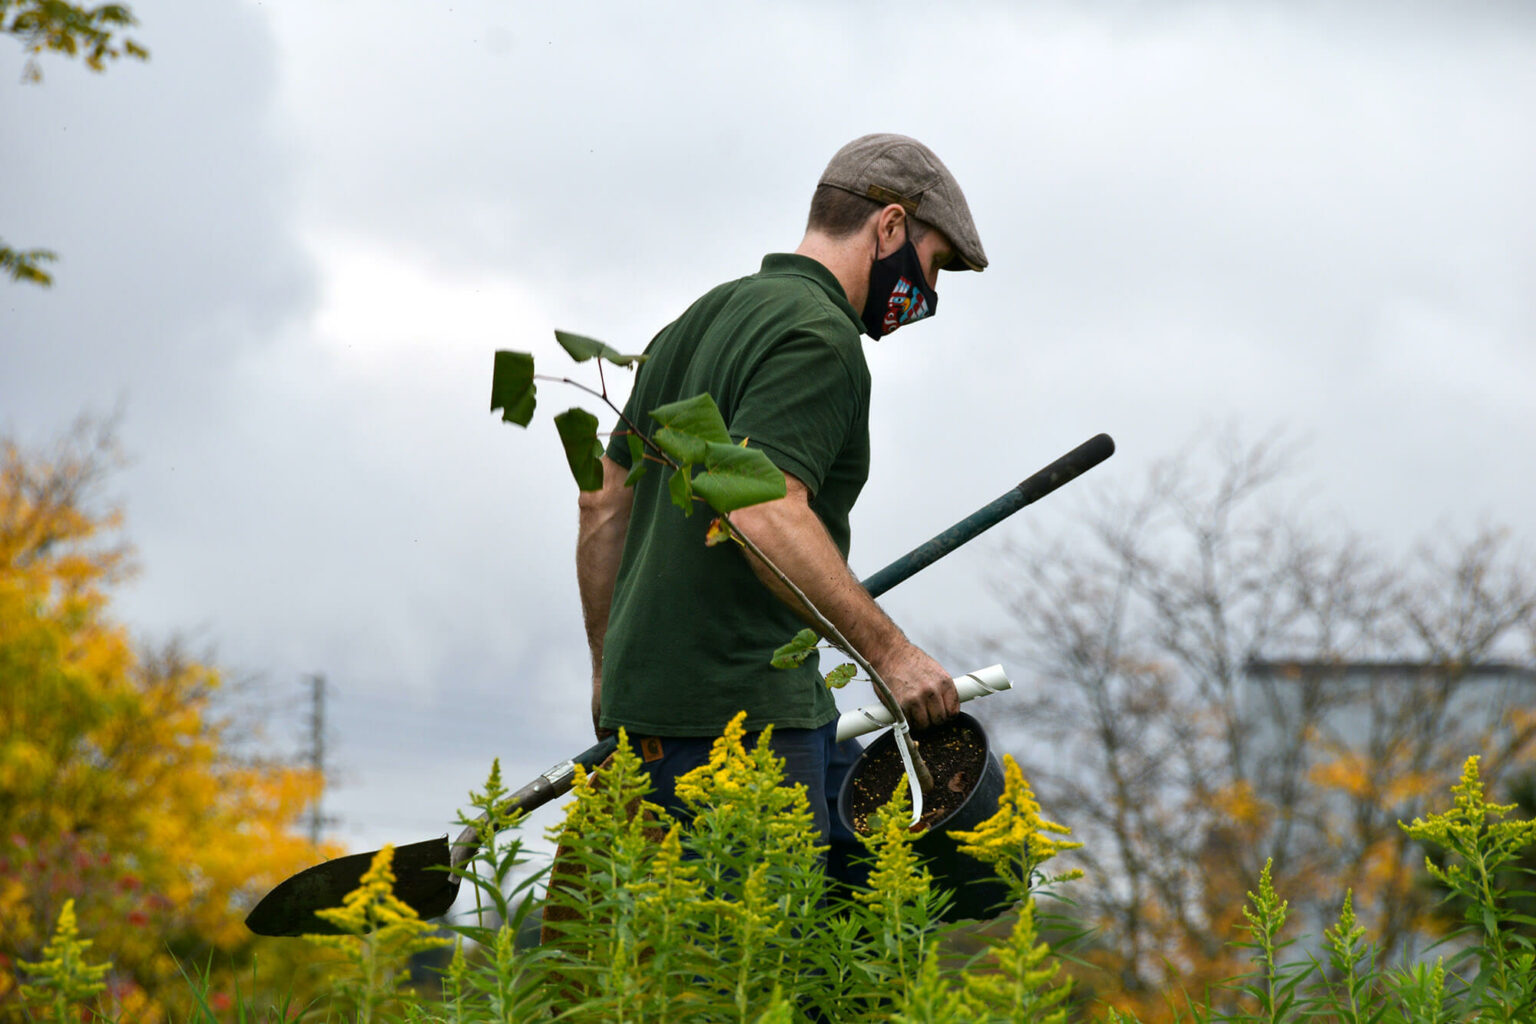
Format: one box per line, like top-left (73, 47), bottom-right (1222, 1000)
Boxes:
top-left (818, 133), bottom-right (987, 272)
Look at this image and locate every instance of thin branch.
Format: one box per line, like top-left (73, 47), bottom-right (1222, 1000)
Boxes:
top-left (717, 515), bottom-right (935, 792)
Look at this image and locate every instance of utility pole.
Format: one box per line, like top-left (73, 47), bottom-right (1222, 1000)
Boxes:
top-left (305, 673), bottom-right (328, 847)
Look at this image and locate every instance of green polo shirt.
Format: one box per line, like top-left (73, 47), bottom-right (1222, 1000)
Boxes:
top-left (600, 254), bottom-right (871, 736)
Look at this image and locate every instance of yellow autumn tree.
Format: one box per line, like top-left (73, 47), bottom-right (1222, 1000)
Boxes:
top-left (0, 420), bottom-right (334, 1021)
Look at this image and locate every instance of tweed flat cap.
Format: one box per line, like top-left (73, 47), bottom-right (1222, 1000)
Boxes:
top-left (818, 133), bottom-right (987, 272)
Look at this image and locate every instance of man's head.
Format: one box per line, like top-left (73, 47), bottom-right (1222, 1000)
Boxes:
top-left (811, 134), bottom-right (986, 273)
top-left (800, 134), bottom-right (986, 338)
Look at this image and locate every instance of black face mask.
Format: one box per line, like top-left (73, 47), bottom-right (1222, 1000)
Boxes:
top-left (861, 231), bottom-right (938, 339)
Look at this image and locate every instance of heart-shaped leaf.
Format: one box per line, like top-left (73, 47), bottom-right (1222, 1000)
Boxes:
top-left (554, 407), bottom-right (604, 491)
top-left (554, 330), bottom-right (646, 367)
top-left (651, 394), bottom-right (731, 466)
top-left (690, 441), bottom-right (786, 513)
top-left (772, 629), bottom-right (819, 669)
top-left (490, 351), bottom-right (537, 426)
top-left (824, 663), bottom-right (857, 689)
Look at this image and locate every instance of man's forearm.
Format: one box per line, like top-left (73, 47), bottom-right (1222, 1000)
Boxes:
top-left (728, 473), bottom-right (959, 728)
top-left (576, 457), bottom-right (633, 725)
top-left (732, 498), bottom-right (901, 656)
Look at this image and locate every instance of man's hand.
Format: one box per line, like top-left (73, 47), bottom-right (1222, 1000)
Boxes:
top-left (873, 640), bottom-right (960, 731)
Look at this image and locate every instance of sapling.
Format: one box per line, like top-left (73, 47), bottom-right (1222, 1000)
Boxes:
top-left (490, 331), bottom-right (937, 802)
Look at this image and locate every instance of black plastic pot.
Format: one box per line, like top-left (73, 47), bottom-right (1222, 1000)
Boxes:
top-left (836, 712), bottom-right (1009, 922)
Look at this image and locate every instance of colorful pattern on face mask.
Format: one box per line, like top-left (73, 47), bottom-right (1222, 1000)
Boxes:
top-left (883, 276), bottom-right (932, 335)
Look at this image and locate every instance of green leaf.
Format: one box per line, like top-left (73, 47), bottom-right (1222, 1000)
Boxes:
top-left (553, 330), bottom-right (646, 367)
top-left (490, 351), bottom-right (537, 426)
top-left (624, 434), bottom-right (647, 487)
top-left (771, 629), bottom-right (819, 670)
top-left (668, 467), bottom-right (694, 515)
top-left (824, 663), bottom-right (857, 689)
top-left (651, 394), bottom-right (731, 466)
top-left (554, 408), bottom-right (604, 491)
top-left (689, 442), bottom-right (787, 513)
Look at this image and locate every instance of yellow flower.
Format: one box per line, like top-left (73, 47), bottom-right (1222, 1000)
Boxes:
top-left (950, 754), bottom-right (1081, 896)
top-left (18, 898), bottom-right (112, 1010)
top-left (674, 710), bottom-right (754, 807)
top-left (1401, 755), bottom-right (1536, 887)
top-left (307, 844), bottom-right (448, 956)
top-left (856, 781), bottom-right (933, 917)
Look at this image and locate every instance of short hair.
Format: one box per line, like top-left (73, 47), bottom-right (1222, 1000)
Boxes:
top-left (806, 184), bottom-right (929, 241)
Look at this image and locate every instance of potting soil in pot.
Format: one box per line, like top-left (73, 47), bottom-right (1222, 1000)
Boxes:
top-left (846, 722), bottom-right (988, 835)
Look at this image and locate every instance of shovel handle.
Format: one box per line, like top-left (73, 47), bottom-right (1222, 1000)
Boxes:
top-left (450, 736), bottom-right (619, 868)
top-left (858, 433), bottom-right (1114, 598)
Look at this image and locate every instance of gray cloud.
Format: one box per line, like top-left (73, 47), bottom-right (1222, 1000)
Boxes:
top-left (2, 0), bottom-right (1532, 871)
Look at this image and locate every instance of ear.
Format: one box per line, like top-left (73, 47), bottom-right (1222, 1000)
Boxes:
top-left (873, 203), bottom-right (908, 258)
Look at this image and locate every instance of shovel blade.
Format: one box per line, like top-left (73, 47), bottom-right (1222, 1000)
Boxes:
top-left (244, 836), bottom-right (458, 936)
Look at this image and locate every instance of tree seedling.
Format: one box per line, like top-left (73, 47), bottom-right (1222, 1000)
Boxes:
top-left (490, 331), bottom-right (935, 814)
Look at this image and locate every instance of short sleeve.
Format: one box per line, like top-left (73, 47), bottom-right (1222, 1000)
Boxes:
top-left (727, 333), bottom-right (863, 495)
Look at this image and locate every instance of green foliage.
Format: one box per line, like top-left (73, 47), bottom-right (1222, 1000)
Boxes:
top-left (1230, 860), bottom-right (1308, 1024)
top-left (554, 329), bottom-right (646, 367)
top-left (1318, 891), bottom-right (1377, 1024)
top-left (490, 335), bottom-right (786, 516)
top-left (5, 1), bottom-right (148, 288)
top-left (2, 0), bottom-right (148, 80)
top-left (824, 662), bottom-right (857, 688)
top-left (1401, 756), bottom-right (1536, 1023)
top-left (771, 628), bottom-right (821, 669)
top-left (302, 846), bottom-right (452, 1023)
top-left (624, 433), bottom-right (647, 486)
top-left (770, 630), bottom-right (858, 687)
top-left (651, 392), bottom-right (733, 464)
top-left (23, 738), bottom-right (1536, 1021)
top-left (668, 460), bottom-right (694, 513)
top-left (553, 407), bottom-right (604, 491)
top-left (0, 241), bottom-right (57, 287)
top-left (688, 438), bottom-right (787, 513)
top-left (488, 350), bottom-right (536, 426)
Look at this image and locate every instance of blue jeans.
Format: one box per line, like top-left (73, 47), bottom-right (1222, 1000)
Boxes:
top-left (630, 720), bottom-right (869, 891)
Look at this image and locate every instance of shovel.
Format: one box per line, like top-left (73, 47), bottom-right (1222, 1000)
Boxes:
top-left (245, 433), bottom-right (1114, 936)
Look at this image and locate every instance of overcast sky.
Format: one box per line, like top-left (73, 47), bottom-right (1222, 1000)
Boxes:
top-left (3, 0), bottom-right (1533, 904)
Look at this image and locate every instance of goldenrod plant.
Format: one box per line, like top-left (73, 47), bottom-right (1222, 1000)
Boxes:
top-left (1400, 756), bottom-right (1536, 1023)
top-left (17, 899), bottom-right (111, 1021)
top-left (14, 735), bottom-right (1536, 1020)
top-left (302, 846), bottom-right (452, 1023)
top-left (951, 753), bottom-right (1083, 895)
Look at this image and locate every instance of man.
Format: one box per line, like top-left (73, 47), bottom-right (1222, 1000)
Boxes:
top-left (576, 134), bottom-right (987, 851)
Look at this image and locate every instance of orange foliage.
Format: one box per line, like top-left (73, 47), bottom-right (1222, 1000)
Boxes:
top-left (0, 426), bottom-right (339, 1021)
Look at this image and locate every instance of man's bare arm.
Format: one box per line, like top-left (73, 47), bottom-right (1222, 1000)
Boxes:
top-left (729, 472), bottom-right (960, 730)
top-left (577, 456), bottom-right (634, 738)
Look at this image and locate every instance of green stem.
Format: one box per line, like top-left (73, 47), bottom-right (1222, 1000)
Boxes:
top-left (1473, 847), bottom-right (1514, 1018)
